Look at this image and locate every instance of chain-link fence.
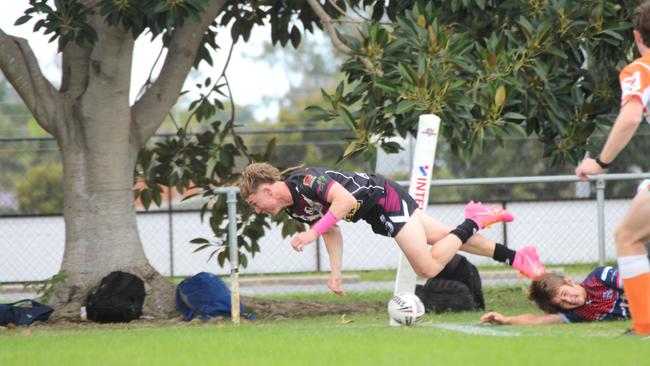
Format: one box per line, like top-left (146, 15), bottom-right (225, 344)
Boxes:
top-left (1, 135), bottom-right (649, 282)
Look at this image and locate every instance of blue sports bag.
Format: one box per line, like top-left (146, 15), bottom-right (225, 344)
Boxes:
top-left (176, 272), bottom-right (253, 321)
top-left (0, 299), bottom-right (54, 326)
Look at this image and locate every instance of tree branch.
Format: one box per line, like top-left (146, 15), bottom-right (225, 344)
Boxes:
top-left (328, 0), bottom-right (348, 18)
top-left (60, 42), bottom-right (91, 99)
top-left (131, 0), bottom-right (227, 148)
top-left (307, 0), bottom-right (352, 54)
top-left (306, 0), bottom-right (382, 77)
top-left (345, 0), bottom-right (371, 21)
top-left (0, 29), bottom-right (60, 135)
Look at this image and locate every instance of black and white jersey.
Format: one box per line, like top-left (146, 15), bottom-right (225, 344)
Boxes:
top-left (283, 167), bottom-right (386, 224)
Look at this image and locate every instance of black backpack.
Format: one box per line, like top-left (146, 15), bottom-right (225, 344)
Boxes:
top-left (86, 271), bottom-right (145, 323)
top-left (415, 254), bottom-right (485, 313)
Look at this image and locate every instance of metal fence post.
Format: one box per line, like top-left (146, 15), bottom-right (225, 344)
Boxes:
top-left (167, 187), bottom-right (174, 277)
top-left (316, 236), bottom-right (322, 272)
top-left (596, 176), bottom-right (607, 266)
top-left (502, 200), bottom-right (508, 247)
top-left (226, 189), bottom-right (240, 325)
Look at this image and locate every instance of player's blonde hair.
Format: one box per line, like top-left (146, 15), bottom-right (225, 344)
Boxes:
top-left (238, 162), bottom-right (281, 199)
top-left (528, 272), bottom-right (567, 313)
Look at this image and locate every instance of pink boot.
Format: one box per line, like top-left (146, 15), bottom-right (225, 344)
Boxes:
top-left (464, 201), bottom-right (514, 229)
top-left (513, 245), bottom-right (546, 279)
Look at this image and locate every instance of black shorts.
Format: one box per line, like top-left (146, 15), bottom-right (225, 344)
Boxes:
top-left (363, 179), bottom-right (419, 237)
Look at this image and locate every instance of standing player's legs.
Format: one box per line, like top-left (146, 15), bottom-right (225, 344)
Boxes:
top-left (616, 185), bottom-right (650, 335)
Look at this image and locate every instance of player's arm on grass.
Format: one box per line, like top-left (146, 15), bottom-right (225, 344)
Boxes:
top-left (480, 311), bottom-right (563, 325)
top-left (291, 182), bottom-right (357, 251)
top-left (322, 225), bottom-right (346, 296)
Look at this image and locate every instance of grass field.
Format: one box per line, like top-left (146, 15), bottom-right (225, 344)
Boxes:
top-left (1, 286), bottom-right (648, 366)
top-left (167, 263), bottom-right (608, 285)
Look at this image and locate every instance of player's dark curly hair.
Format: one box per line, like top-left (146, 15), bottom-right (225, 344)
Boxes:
top-left (634, 1), bottom-right (650, 47)
top-left (528, 272), bottom-right (566, 314)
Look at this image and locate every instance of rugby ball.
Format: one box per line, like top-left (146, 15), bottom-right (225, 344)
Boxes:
top-left (388, 292), bottom-right (425, 326)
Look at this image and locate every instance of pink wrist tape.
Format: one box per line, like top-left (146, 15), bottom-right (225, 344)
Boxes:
top-left (313, 211), bottom-right (340, 235)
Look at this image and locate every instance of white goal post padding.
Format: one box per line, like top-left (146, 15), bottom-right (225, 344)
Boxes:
top-left (390, 114), bottom-right (440, 325)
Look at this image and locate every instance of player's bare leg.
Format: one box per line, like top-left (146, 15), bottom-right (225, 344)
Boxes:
top-left (394, 209), bottom-right (460, 278)
top-left (394, 203), bottom-right (514, 279)
top-left (416, 211), bottom-right (496, 257)
top-left (616, 189), bottom-right (650, 335)
top-left (616, 190), bottom-right (650, 256)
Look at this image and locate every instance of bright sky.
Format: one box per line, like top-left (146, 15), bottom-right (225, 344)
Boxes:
top-left (0, 2), bottom-right (291, 120)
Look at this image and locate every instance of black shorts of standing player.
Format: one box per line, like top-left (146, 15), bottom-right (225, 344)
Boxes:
top-left (364, 179), bottom-right (419, 237)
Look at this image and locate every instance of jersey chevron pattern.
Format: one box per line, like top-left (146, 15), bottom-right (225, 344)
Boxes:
top-left (560, 266), bottom-right (629, 323)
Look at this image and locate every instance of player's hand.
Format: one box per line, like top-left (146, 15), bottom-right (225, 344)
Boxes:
top-left (290, 229), bottom-right (319, 252)
top-left (480, 312), bottom-right (507, 325)
top-left (575, 158), bottom-right (604, 181)
top-left (328, 273), bottom-right (347, 296)
top-left (621, 293), bottom-right (629, 308)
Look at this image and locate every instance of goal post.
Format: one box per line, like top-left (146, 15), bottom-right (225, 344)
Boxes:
top-left (390, 114), bottom-right (440, 325)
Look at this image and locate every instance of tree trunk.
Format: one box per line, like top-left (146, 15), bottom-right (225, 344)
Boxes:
top-left (0, 3), bottom-right (227, 323)
top-left (49, 126), bottom-right (177, 321)
top-left (48, 20), bottom-right (178, 320)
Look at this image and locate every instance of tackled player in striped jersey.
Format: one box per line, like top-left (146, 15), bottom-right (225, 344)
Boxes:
top-left (480, 266), bottom-right (629, 326)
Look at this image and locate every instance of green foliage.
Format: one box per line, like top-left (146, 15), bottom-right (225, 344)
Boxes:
top-left (243, 97), bottom-right (372, 171)
top-left (315, 0), bottom-right (637, 165)
top-left (12, 0), bottom-right (371, 269)
top-left (18, 0), bottom-right (212, 51)
top-left (98, 0), bottom-right (208, 38)
top-left (221, 0), bottom-right (342, 47)
top-left (25, 271), bottom-right (67, 303)
top-left (133, 0), bottom-right (639, 270)
top-left (133, 1), bottom-right (369, 269)
top-left (136, 115), bottom-right (307, 268)
top-left (16, 163), bottom-right (63, 214)
top-left (0, 79), bottom-right (56, 196)
top-left (16, 0), bottom-right (97, 51)
top-left (11, 0), bottom-right (641, 271)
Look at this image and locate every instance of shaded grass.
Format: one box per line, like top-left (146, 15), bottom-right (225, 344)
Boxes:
top-left (198, 262), bottom-right (612, 284)
top-left (256, 285), bottom-right (536, 314)
top-left (82, 262), bottom-right (618, 288)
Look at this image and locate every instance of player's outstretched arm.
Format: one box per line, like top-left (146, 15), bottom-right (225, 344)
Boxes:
top-left (480, 311), bottom-right (563, 325)
top-left (290, 182), bottom-right (356, 252)
top-left (322, 225), bottom-right (346, 296)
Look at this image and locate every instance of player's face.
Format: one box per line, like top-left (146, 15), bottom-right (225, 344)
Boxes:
top-left (246, 185), bottom-right (281, 215)
top-left (552, 283), bottom-right (587, 310)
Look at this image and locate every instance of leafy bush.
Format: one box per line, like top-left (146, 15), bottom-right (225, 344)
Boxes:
top-left (16, 163), bottom-right (63, 214)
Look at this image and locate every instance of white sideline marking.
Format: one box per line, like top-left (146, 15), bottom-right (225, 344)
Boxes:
top-left (423, 323), bottom-right (521, 337)
top-left (293, 322), bottom-right (626, 338)
top-left (316, 322), bottom-right (521, 337)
